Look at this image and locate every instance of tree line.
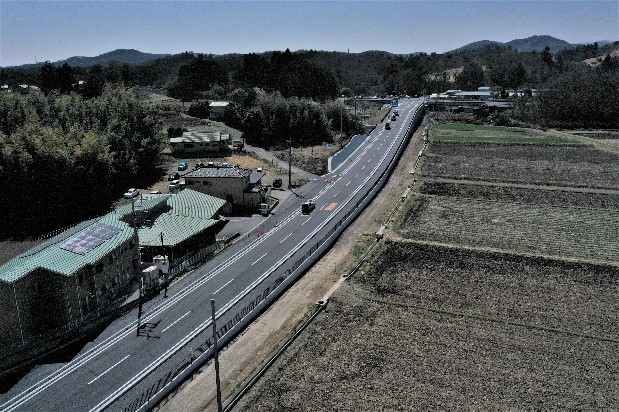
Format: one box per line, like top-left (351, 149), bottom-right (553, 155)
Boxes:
top-left (0, 85), bottom-right (165, 237)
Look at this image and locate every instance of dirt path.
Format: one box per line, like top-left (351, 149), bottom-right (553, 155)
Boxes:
top-left (155, 118), bottom-right (427, 412)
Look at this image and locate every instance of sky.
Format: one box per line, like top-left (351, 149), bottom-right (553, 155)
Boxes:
top-left (0, 0), bottom-right (617, 67)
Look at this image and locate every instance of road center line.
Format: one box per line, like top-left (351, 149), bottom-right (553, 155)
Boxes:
top-left (87, 355), bottom-right (130, 385)
top-left (302, 216), bottom-right (311, 225)
top-left (279, 233), bottom-right (292, 243)
top-left (252, 253), bottom-right (267, 266)
top-left (161, 311), bottom-right (191, 333)
top-left (346, 181), bottom-right (351, 187)
top-left (213, 279), bottom-right (234, 295)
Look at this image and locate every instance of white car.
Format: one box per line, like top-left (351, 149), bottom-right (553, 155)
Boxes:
top-left (168, 180), bottom-right (180, 190)
top-left (123, 188), bottom-right (140, 199)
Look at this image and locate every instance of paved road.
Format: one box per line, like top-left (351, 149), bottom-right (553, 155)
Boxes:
top-left (0, 99), bottom-right (423, 412)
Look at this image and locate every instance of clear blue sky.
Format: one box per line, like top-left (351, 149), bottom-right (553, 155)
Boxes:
top-left (1, 0), bottom-right (617, 67)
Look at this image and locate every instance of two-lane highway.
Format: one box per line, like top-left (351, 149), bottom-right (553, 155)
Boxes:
top-left (0, 98), bottom-right (423, 412)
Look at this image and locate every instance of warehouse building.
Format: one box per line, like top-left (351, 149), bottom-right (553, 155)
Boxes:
top-left (183, 165), bottom-right (267, 212)
top-left (169, 131), bottom-right (231, 153)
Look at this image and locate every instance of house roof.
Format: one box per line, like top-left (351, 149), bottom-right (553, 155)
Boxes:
top-left (138, 214), bottom-right (219, 247)
top-left (209, 101), bottom-right (230, 107)
top-left (114, 195), bottom-right (170, 217)
top-left (166, 188), bottom-right (226, 219)
top-left (137, 189), bottom-right (225, 247)
top-left (0, 213), bottom-right (135, 284)
top-left (170, 131), bottom-right (230, 144)
top-left (184, 166), bottom-right (252, 179)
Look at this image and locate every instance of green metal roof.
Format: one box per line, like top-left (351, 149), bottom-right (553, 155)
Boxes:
top-left (138, 189), bottom-right (225, 247)
top-left (114, 195), bottom-right (170, 217)
top-left (138, 214), bottom-right (218, 247)
top-left (0, 190), bottom-right (225, 283)
top-left (166, 188), bottom-right (226, 219)
top-left (0, 213), bottom-right (135, 284)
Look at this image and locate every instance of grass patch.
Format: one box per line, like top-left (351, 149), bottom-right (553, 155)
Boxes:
top-left (432, 135), bottom-right (582, 145)
top-left (432, 123), bottom-right (526, 133)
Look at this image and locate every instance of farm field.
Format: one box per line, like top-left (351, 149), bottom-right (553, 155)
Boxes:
top-left (400, 194), bottom-right (619, 263)
top-left (239, 242), bottom-right (619, 410)
top-left (234, 122), bottom-right (619, 410)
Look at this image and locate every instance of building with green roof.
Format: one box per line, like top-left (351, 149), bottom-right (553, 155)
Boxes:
top-left (0, 213), bottom-right (139, 346)
top-left (136, 189), bottom-right (226, 263)
top-left (0, 189), bottom-right (225, 348)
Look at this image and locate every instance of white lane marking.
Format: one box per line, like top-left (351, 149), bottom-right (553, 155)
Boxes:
top-left (354, 173), bottom-right (358, 178)
top-left (279, 233), bottom-right (292, 243)
top-left (362, 165), bottom-right (366, 170)
top-left (302, 216), bottom-right (312, 225)
top-left (213, 278), bottom-right (234, 295)
top-left (367, 159), bottom-right (371, 163)
top-left (87, 355), bottom-right (130, 385)
top-left (161, 311), bottom-right (191, 333)
top-left (252, 253), bottom-right (267, 266)
top-left (346, 181), bottom-right (351, 187)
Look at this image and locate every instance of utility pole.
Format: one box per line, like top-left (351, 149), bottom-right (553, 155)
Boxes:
top-left (136, 276), bottom-right (143, 336)
top-left (133, 196), bottom-right (143, 336)
top-left (288, 138), bottom-right (292, 189)
top-left (160, 232), bottom-right (168, 298)
top-left (211, 299), bottom-right (223, 412)
top-left (340, 105), bottom-right (343, 142)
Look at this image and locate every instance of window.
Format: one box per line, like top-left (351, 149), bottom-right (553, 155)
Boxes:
top-left (96, 262), bottom-right (104, 274)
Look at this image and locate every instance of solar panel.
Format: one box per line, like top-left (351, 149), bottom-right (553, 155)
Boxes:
top-left (60, 223), bottom-right (122, 255)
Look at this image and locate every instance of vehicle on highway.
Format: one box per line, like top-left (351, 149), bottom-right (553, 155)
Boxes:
top-left (178, 161), bottom-right (188, 171)
top-left (391, 114), bottom-right (397, 121)
top-left (301, 199), bottom-right (316, 215)
top-left (123, 188), bottom-right (140, 199)
top-left (394, 110), bottom-right (399, 116)
top-left (385, 122), bottom-right (391, 130)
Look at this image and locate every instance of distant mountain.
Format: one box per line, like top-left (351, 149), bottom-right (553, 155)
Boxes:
top-left (453, 35), bottom-right (575, 53)
top-left (61, 49), bottom-right (169, 67)
top-left (10, 49), bottom-right (170, 69)
top-left (451, 40), bottom-right (503, 52)
top-left (506, 35), bottom-right (572, 52)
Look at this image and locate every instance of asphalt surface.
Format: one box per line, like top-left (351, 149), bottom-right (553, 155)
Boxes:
top-left (0, 98), bottom-right (423, 412)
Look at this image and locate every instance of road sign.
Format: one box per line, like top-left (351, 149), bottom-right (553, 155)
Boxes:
top-left (391, 100), bottom-right (399, 108)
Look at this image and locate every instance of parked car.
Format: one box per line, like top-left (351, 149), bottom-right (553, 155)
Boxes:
top-left (168, 172), bottom-right (180, 181)
top-left (385, 122), bottom-right (391, 130)
top-left (168, 179), bottom-right (180, 190)
top-left (178, 162), bottom-right (188, 171)
top-left (272, 178), bottom-right (283, 188)
top-left (123, 188), bottom-right (140, 199)
top-left (150, 190), bottom-right (162, 194)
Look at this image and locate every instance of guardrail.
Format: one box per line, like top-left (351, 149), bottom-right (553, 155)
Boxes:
top-left (111, 103), bottom-right (426, 412)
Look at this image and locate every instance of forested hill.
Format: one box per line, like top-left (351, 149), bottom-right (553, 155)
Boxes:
top-left (13, 49), bottom-right (170, 69)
